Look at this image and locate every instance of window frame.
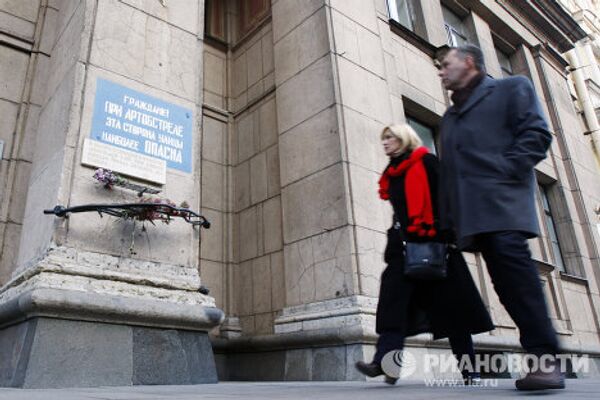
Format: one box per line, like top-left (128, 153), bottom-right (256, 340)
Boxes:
top-left (385, 0), bottom-right (438, 57)
top-left (537, 183), bottom-right (567, 272)
top-left (441, 5), bottom-right (469, 47)
top-left (495, 47), bottom-right (514, 77)
top-left (237, 0), bottom-right (271, 43)
top-left (492, 33), bottom-right (517, 78)
top-left (205, 0), bottom-right (227, 43)
top-left (445, 24), bottom-right (468, 47)
top-left (386, 0), bottom-right (418, 32)
top-left (406, 115), bottom-right (438, 155)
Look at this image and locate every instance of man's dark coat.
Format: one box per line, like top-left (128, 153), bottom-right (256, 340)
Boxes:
top-left (439, 75), bottom-right (552, 250)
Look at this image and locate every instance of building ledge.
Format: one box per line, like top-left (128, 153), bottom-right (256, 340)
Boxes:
top-left (508, 0), bottom-right (587, 52)
top-left (388, 19), bottom-right (438, 59)
top-left (559, 271), bottom-right (589, 285)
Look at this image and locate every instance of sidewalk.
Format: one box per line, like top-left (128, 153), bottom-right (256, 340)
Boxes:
top-left (0, 380), bottom-right (598, 400)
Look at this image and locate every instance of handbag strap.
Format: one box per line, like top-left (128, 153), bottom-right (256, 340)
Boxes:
top-left (392, 213), bottom-right (401, 229)
top-left (391, 214), bottom-right (407, 246)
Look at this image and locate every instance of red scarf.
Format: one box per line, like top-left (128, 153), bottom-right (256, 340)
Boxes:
top-left (378, 147), bottom-right (436, 237)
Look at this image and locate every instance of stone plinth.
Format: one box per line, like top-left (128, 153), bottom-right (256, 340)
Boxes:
top-left (0, 246), bottom-right (223, 388)
top-left (0, 318), bottom-right (218, 388)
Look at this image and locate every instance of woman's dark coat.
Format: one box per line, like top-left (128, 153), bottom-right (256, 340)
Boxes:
top-left (376, 152), bottom-right (494, 338)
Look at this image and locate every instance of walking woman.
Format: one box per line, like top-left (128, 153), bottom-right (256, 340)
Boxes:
top-left (355, 124), bottom-right (494, 384)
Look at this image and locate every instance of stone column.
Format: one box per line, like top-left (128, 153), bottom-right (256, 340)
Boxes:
top-left (419, 0), bottom-right (448, 47)
top-left (0, 0), bottom-right (41, 284)
top-left (0, 0), bottom-right (222, 388)
top-left (269, 0), bottom-right (394, 380)
top-left (264, 0), bottom-right (450, 381)
top-left (268, 0), bottom-right (366, 380)
top-left (465, 12), bottom-right (503, 78)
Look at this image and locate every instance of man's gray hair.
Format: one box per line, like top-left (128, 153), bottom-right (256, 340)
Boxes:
top-left (453, 44), bottom-right (486, 72)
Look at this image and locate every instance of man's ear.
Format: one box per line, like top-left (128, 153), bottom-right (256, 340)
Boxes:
top-left (465, 55), bottom-right (476, 70)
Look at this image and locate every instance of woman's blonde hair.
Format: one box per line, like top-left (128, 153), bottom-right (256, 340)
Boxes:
top-left (380, 124), bottom-right (423, 154)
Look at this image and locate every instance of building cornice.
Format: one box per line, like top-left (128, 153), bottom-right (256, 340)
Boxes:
top-left (534, 0), bottom-right (587, 39)
top-left (507, 0), bottom-right (587, 52)
top-left (532, 43), bottom-right (570, 73)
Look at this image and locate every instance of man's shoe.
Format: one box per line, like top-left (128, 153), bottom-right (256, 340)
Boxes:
top-left (515, 365), bottom-right (565, 391)
top-left (384, 375), bottom-right (398, 385)
top-left (355, 361), bottom-right (384, 378)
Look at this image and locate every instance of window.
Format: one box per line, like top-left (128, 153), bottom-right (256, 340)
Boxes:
top-left (205, 1), bottom-right (272, 43)
top-left (205, 0), bottom-right (227, 42)
top-left (442, 5), bottom-right (468, 47)
top-left (495, 47), bottom-right (513, 78)
top-left (538, 184), bottom-right (566, 271)
top-left (407, 116), bottom-right (436, 154)
top-left (238, 0), bottom-right (271, 40)
top-left (387, 0), bottom-right (418, 31)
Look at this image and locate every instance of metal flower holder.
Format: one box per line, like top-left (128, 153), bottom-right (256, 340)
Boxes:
top-left (43, 169), bottom-right (210, 255)
top-left (44, 203), bottom-right (211, 228)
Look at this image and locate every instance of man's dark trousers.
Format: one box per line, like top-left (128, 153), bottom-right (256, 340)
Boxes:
top-left (476, 231), bottom-right (559, 355)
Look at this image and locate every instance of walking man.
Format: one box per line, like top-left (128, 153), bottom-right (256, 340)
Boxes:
top-left (437, 45), bottom-right (563, 390)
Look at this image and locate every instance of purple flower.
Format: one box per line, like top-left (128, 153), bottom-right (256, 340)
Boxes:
top-left (93, 168), bottom-right (119, 188)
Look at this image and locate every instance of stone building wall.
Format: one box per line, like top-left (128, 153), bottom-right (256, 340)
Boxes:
top-left (1, 0), bottom-right (600, 386)
top-left (207, 0), bottom-right (600, 380)
top-left (229, 19), bottom-right (282, 337)
top-left (0, 0), bottom-right (45, 284)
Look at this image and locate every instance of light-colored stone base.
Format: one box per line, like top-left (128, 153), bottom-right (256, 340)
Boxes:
top-left (274, 295), bottom-right (377, 335)
top-left (0, 246), bottom-right (223, 331)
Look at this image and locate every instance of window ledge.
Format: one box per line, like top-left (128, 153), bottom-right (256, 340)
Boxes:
top-left (532, 259), bottom-right (588, 284)
top-left (388, 19), bottom-right (439, 59)
top-left (204, 35), bottom-right (228, 52)
top-left (232, 15), bottom-right (272, 52)
top-left (559, 271), bottom-right (588, 285)
top-left (533, 258), bottom-right (556, 274)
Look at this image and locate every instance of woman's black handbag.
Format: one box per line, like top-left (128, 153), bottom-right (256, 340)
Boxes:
top-left (403, 241), bottom-right (449, 280)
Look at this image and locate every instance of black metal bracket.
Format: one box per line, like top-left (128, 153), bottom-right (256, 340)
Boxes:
top-left (44, 203), bottom-right (211, 229)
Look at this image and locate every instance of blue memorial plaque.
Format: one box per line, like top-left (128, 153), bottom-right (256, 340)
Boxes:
top-left (90, 78), bottom-right (193, 173)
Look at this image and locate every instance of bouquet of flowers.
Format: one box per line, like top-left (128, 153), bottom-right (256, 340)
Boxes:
top-left (93, 168), bottom-right (160, 195)
top-left (93, 168), bottom-right (127, 189)
top-left (129, 197), bottom-right (191, 224)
